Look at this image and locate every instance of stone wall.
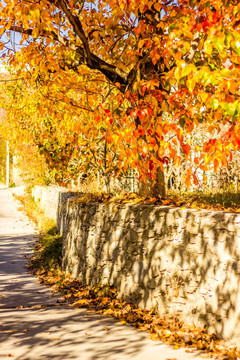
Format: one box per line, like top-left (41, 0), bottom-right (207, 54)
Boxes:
top-left (33, 186), bottom-right (240, 345)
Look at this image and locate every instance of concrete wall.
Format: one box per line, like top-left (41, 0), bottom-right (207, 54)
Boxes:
top-left (32, 185), bottom-right (63, 221)
top-left (32, 185), bottom-right (81, 228)
top-left (32, 186), bottom-right (240, 345)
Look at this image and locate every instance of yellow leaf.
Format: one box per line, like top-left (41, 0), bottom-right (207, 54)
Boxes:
top-left (32, 28), bottom-right (39, 38)
top-left (174, 67), bottom-right (181, 81)
top-left (187, 79), bottom-right (196, 93)
top-left (204, 40), bottom-right (212, 55)
top-left (200, 92), bottom-right (208, 103)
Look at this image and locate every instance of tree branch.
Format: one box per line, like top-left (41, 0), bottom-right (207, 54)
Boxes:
top-left (9, 25), bottom-right (128, 90)
top-left (55, 0), bottom-right (93, 66)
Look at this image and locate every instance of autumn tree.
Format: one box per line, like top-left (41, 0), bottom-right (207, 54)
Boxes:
top-left (0, 71), bottom-right (130, 186)
top-left (0, 0), bottom-right (240, 196)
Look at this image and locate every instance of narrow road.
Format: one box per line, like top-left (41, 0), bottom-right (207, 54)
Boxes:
top-left (0, 186), bottom-right (204, 360)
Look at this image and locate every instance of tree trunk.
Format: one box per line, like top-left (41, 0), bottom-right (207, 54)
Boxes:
top-left (139, 167), bottom-right (166, 197)
top-left (103, 173), bottom-right (110, 193)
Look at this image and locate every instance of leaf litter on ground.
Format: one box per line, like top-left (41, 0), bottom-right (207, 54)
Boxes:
top-left (67, 190), bottom-right (240, 213)
top-left (17, 192), bottom-right (240, 360)
top-left (27, 263), bottom-right (240, 360)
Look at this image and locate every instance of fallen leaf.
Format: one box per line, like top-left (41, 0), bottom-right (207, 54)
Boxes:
top-left (4, 330), bottom-right (15, 333)
top-left (173, 287), bottom-right (179, 298)
top-left (162, 200), bottom-right (171, 205)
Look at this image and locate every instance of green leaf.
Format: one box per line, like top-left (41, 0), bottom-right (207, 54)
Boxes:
top-left (212, 36), bottom-right (225, 53)
top-left (189, 0), bottom-right (197, 7)
top-left (197, 116), bottom-right (204, 123)
top-left (115, 108), bottom-right (122, 116)
top-left (202, 73), bottom-right (214, 85)
top-left (181, 64), bottom-right (196, 78)
top-left (179, 117), bottom-right (186, 128)
top-left (232, 33), bottom-right (240, 55)
top-left (225, 31), bottom-right (233, 48)
top-left (221, 68), bottom-right (233, 77)
top-left (225, 102), bottom-right (238, 116)
top-left (232, 40), bottom-right (240, 55)
top-left (169, 24), bottom-right (176, 31)
top-left (211, 98), bottom-right (219, 111)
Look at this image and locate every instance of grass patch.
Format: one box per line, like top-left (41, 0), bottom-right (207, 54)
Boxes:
top-left (193, 191), bottom-right (240, 208)
top-left (167, 190), bottom-right (240, 212)
top-left (15, 193), bottom-right (62, 273)
top-left (30, 231), bottom-right (62, 274)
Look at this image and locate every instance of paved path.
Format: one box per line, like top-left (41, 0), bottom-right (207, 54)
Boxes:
top-left (0, 186), bottom-right (205, 360)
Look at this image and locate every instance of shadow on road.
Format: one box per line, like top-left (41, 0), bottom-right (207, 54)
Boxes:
top-left (0, 307), bottom-right (154, 360)
top-left (0, 234), bottom-right (59, 308)
top-left (0, 190), bottom-right (160, 360)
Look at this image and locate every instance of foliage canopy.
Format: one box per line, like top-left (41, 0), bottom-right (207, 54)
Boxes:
top-left (0, 0), bottom-right (240, 192)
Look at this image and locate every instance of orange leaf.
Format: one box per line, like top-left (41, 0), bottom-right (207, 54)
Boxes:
top-left (174, 156), bottom-right (181, 167)
top-left (182, 144), bottom-right (191, 156)
top-left (193, 174), bottom-right (199, 186)
top-left (194, 157), bottom-right (199, 164)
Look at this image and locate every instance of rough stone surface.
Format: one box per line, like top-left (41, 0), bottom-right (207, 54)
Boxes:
top-left (34, 186), bottom-right (240, 345)
top-left (1, 185), bottom-right (205, 360)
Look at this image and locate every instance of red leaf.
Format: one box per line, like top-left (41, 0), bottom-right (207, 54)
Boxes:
top-left (162, 156), bottom-right (169, 165)
top-left (182, 144), bottom-right (191, 156)
top-left (149, 160), bottom-right (154, 171)
top-left (104, 109), bottom-right (111, 116)
top-left (138, 109), bottom-right (147, 121)
top-left (138, 126), bottom-right (145, 136)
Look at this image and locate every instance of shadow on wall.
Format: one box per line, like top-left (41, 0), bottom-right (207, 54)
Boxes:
top-left (58, 199), bottom-right (240, 345)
